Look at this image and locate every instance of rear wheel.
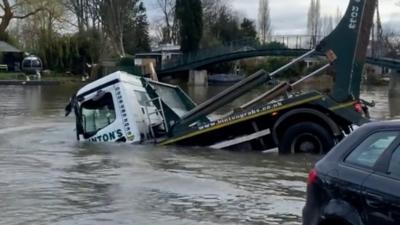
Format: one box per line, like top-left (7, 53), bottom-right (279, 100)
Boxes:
top-left (279, 122), bottom-right (335, 154)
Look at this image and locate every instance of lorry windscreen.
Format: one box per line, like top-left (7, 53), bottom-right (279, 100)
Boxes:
top-left (81, 92), bottom-right (116, 137)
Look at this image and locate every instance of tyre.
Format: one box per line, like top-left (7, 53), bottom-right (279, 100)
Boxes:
top-left (279, 122), bottom-right (335, 154)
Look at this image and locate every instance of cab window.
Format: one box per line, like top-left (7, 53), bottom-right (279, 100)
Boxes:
top-left (388, 146), bottom-right (400, 179)
top-left (81, 92), bottom-right (116, 137)
top-left (135, 91), bottom-right (152, 107)
top-left (345, 131), bottom-right (399, 169)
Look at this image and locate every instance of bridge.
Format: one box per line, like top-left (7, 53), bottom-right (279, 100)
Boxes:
top-left (157, 35), bottom-right (400, 76)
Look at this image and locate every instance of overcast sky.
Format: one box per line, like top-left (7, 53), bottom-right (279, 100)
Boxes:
top-left (144, 0), bottom-right (400, 34)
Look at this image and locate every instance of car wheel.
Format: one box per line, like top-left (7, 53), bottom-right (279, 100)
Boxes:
top-left (279, 122), bottom-right (335, 154)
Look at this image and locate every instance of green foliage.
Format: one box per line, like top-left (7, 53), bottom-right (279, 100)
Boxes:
top-left (117, 56), bottom-right (142, 75)
top-left (204, 12), bottom-right (258, 47)
top-left (175, 0), bottom-right (203, 53)
top-left (240, 18), bottom-right (258, 42)
top-left (241, 57), bottom-right (305, 78)
top-left (0, 32), bottom-right (18, 47)
top-left (117, 56), bottom-right (135, 67)
top-left (34, 29), bottom-right (103, 75)
top-left (209, 9), bottom-right (241, 44)
top-left (262, 41), bottom-right (288, 49)
top-left (123, 1), bottom-right (151, 54)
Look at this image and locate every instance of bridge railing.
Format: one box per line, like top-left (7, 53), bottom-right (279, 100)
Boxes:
top-left (270, 35), bottom-right (324, 49)
top-left (161, 35), bottom-right (324, 70)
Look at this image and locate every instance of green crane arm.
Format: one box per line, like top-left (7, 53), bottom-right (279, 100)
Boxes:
top-left (317, 0), bottom-right (377, 102)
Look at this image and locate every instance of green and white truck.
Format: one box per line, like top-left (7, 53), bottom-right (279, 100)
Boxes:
top-left (66, 0), bottom-right (377, 154)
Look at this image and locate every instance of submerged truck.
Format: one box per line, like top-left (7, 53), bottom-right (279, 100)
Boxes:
top-left (66, 0), bottom-right (377, 154)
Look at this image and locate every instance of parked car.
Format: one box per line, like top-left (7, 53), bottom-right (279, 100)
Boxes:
top-left (303, 121), bottom-right (400, 225)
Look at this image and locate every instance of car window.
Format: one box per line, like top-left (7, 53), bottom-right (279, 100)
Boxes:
top-left (345, 131), bottom-right (399, 169)
top-left (389, 146), bottom-right (400, 179)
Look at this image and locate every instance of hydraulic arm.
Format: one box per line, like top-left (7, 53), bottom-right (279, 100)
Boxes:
top-left (317, 0), bottom-right (377, 101)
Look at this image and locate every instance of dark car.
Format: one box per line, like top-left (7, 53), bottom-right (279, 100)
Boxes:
top-left (303, 121), bottom-right (400, 225)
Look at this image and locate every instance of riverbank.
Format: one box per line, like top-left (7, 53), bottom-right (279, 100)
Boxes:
top-left (0, 72), bottom-right (83, 85)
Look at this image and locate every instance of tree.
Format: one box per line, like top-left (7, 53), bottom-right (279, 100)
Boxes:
top-left (0, 0), bottom-right (46, 34)
top-left (124, 1), bottom-right (150, 54)
top-left (307, 0), bottom-right (321, 47)
top-left (200, 0), bottom-right (228, 47)
top-left (175, 0), bottom-right (203, 53)
top-left (16, 0), bottom-right (67, 49)
top-left (64, 0), bottom-right (102, 32)
top-left (100, 0), bottom-right (139, 56)
top-left (258, 0), bottom-right (271, 44)
top-left (211, 7), bottom-right (240, 44)
top-left (240, 18), bottom-right (257, 42)
top-left (155, 0), bottom-right (176, 44)
top-left (321, 16), bottom-right (334, 37)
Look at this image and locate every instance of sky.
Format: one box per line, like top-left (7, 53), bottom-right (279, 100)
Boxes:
top-left (144, 0), bottom-right (400, 35)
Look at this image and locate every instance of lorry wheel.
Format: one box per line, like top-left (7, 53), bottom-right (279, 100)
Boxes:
top-left (279, 122), bottom-right (334, 154)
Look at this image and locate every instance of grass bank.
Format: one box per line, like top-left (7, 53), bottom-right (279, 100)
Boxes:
top-left (0, 72), bottom-right (83, 84)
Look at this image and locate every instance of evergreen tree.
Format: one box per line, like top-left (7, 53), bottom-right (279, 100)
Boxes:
top-left (175, 0), bottom-right (203, 53)
top-left (240, 18), bottom-right (257, 43)
top-left (211, 9), bottom-right (241, 44)
top-left (134, 2), bottom-right (151, 53)
top-left (123, 0), bottom-right (151, 55)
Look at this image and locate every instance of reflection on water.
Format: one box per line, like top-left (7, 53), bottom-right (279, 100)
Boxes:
top-left (0, 83), bottom-right (399, 225)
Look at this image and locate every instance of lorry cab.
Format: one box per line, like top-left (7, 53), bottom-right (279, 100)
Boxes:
top-left (71, 71), bottom-right (197, 144)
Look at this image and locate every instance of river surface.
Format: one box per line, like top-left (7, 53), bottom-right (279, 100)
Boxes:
top-left (0, 83), bottom-right (399, 225)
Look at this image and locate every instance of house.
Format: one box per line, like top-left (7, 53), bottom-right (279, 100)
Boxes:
top-left (135, 44), bottom-right (182, 72)
top-left (0, 41), bottom-right (23, 72)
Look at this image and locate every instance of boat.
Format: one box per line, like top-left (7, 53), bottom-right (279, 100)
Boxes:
top-left (208, 74), bottom-right (244, 84)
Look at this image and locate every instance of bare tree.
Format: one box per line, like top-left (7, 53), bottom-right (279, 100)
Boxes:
top-left (0, 0), bottom-right (46, 34)
top-left (258, 0), bottom-right (271, 44)
top-left (307, 0), bottom-right (321, 47)
top-left (15, 0), bottom-right (67, 50)
top-left (63, 0), bottom-right (102, 32)
top-left (154, 0), bottom-right (175, 44)
top-left (100, 0), bottom-right (129, 56)
top-left (321, 15), bottom-right (334, 37)
top-left (334, 7), bottom-right (342, 26)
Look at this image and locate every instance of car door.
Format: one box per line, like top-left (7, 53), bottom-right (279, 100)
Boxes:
top-left (333, 131), bottom-right (400, 224)
top-left (362, 144), bottom-right (400, 225)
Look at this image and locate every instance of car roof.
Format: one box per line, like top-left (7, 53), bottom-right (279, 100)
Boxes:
top-left (360, 120), bottom-right (400, 132)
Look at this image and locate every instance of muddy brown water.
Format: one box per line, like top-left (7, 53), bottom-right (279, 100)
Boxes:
top-left (0, 83), bottom-right (397, 225)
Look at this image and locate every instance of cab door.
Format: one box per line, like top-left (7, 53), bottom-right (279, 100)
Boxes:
top-left (362, 144), bottom-right (400, 225)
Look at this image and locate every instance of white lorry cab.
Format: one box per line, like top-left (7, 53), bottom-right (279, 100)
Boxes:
top-left (66, 71), bottom-right (197, 144)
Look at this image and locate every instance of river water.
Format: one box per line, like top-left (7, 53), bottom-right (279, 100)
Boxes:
top-left (0, 83), bottom-right (398, 225)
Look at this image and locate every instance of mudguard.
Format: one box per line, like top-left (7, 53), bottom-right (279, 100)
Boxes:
top-left (272, 108), bottom-right (342, 144)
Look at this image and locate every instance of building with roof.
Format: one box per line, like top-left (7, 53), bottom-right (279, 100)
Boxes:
top-left (135, 44), bottom-right (182, 73)
top-left (0, 41), bottom-right (23, 71)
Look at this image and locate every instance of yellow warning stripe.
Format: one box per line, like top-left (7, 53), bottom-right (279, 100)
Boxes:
top-left (159, 95), bottom-right (323, 146)
top-left (329, 101), bottom-right (356, 111)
